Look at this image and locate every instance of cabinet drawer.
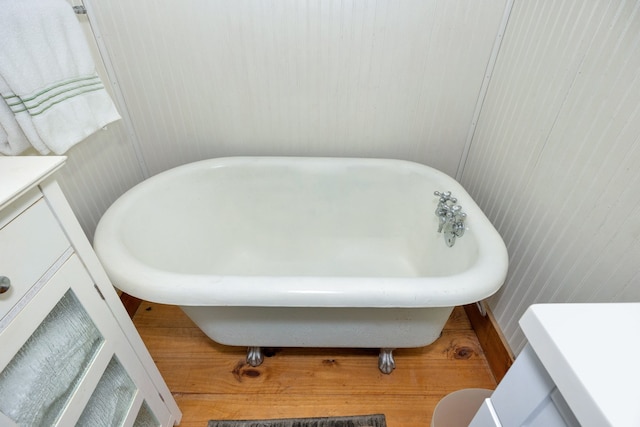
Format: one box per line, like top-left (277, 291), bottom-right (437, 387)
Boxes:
top-left (0, 193), bottom-right (70, 320)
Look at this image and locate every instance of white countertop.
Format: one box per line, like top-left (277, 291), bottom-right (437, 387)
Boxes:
top-left (0, 156), bottom-right (66, 209)
top-left (520, 303), bottom-right (640, 427)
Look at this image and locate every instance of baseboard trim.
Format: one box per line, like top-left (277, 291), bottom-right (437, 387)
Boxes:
top-left (120, 292), bottom-right (143, 319)
top-left (464, 302), bottom-right (514, 383)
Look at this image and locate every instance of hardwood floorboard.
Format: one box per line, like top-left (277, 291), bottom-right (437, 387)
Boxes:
top-left (133, 303), bottom-right (496, 427)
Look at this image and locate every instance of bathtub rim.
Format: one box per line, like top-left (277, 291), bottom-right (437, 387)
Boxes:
top-left (94, 156), bottom-right (508, 308)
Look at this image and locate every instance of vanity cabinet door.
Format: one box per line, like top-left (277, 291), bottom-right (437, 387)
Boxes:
top-left (0, 159), bottom-right (179, 426)
top-left (0, 254), bottom-right (170, 426)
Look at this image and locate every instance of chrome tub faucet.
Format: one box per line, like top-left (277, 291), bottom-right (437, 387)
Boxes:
top-left (434, 191), bottom-right (466, 247)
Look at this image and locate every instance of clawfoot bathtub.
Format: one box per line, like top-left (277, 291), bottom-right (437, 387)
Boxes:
top-left (94, 157), bottom-right (508, 373)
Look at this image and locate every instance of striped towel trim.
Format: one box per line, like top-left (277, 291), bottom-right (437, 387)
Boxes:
top-left (2, 74), bottom-right (105, 116)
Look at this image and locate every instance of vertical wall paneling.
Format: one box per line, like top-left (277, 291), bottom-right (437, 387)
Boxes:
top-left (87, 0), bottom-right (508, 177)
top-left (461, 0), bottom-right (640, 353)
top-left (455, 0), bottom-right (516, 180)
top-left (54, 125), bottom-right (145, 241)
top-left (80, 0), bottom-right (151, 179)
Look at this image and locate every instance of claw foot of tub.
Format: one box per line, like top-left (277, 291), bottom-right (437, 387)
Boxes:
top-left (378, 348), bottom-right (396, 374)
top-left (247, 346), bottom-right (264, 367)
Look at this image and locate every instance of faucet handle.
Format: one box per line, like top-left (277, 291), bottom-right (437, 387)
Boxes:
top-left (434, 190), bottom-right (457, 204)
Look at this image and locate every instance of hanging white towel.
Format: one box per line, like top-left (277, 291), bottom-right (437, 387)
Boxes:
top-left (0, 75), bottom-right (48, 155)
top-left (0, 103), bottom-right (34, 156)
top-left (0, 0), bottom-right (120, 155)
top-left (0, 99), bottom-right (33, 155)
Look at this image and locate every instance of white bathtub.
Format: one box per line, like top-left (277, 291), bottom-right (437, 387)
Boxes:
top-left (94, 157), bottom-right (508, 373)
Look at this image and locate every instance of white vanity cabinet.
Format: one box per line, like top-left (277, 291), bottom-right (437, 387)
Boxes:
top-left (0, 157), bottom-right (181, 426)
top-left (470, 303), bottom-right (640, 427)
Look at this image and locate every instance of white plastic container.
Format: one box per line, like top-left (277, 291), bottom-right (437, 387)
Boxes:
top-left (432, 388), bottom-right (494, 427)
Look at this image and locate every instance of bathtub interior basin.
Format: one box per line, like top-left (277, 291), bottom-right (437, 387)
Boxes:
top-left (94, 157), bottom-right (508, 308)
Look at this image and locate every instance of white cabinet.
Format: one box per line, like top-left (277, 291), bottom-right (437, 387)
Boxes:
top-left (471, 302), bottom-right (640, 427)
top-left (0, 157), bottom-right (181, 426)
top-left (469, 344), bottom-right (579, 427)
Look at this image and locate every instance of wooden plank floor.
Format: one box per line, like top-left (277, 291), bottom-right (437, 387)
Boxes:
top-left (133, 304), bottom-right (496, 427)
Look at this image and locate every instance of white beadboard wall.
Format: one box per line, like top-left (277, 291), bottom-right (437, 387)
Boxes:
top-left (53, 5), bottom-right (146, 241)
top-left (53, 124), bottom-right (145, 241)
top-left (461, 0), bottom-right (640, 353)
top-left (86, 0), bottom-right (507, 177)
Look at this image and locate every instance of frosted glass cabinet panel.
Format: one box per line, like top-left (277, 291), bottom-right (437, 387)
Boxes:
top-left (77, 357), bottom-right (138, 426)
top-left (0, 158), bottom-right (181, 426)
top-left (134, 402), bottom-right (160, 427)
top-left (0, 254), bottom-right (169, 426)
top-left (0, 290), bottom-right (103, 425)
